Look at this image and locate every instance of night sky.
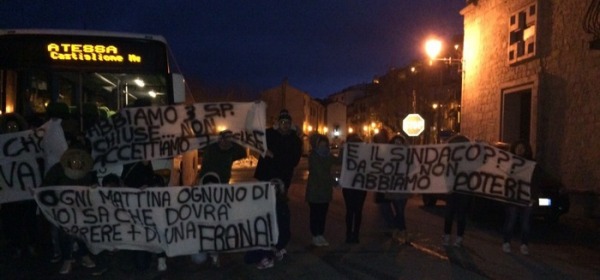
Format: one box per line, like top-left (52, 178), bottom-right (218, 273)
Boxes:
top-left (0, 0), bottom-right (465, 99)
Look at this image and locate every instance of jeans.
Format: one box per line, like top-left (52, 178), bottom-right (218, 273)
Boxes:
top-left (503, 204), bottom-right (532, 245)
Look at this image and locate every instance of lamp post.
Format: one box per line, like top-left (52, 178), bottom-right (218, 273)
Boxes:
top-left (424, 37), bottom-right (464, 139)
top-left (425, 38), bottom-right (463, 71)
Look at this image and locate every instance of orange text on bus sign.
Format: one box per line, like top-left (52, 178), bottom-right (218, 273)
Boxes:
top-left (47, 43), bottom-right (141, 64)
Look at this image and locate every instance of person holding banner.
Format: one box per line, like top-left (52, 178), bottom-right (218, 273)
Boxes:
top-left (341, 133), bottom-right (368, 244)
top-left (121, 159), bottom-right (168, 272)
top-left (196, 131), bottom-right (246, 268)
top-left (42, 145), bottom-right (98, 275)
top-left (306, 134), bottom-right (340, 247)
top-left (253, 109), bottom-right (302, 267)
top-left (254, 109), bottom-right (302, 193)
top-left (384, 134), bottom-right (412, 244)
top-left (502, 140), bottom-right (534, 255)
top-left (198, 130), bottom-right (246, 184)
top-left (442, 134), bottom-right (472, 248)
top-left (0, 113), bottom-right (39, 259)
top-left (371, 130), bottom-right (396, 234)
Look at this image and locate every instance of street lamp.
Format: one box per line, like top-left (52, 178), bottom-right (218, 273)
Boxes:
top-left (425, 38), bottom-right (464, 71)
top-left (423, 37), bottom-right (464, 138)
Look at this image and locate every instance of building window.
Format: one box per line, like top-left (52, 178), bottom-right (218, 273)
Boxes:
top-left (508, 2), bottom-right (537, 64)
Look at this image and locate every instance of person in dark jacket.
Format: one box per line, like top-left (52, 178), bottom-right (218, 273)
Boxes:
top-left (121, 159), bottom-right (169, 272)
top-left (198, 130), bottom-right (246, 184)
top-left (43, 146), bottom-right (98, 275)
top-left (251, 109), bottom-right (302, 269)
top-left (254, 110), bottom-right (302, 192)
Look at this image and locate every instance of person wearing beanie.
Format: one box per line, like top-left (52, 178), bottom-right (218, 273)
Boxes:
top-left (251, 109), bottom-right (302, 269)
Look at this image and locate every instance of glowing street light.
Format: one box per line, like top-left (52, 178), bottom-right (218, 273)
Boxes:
top-left (425, 38), bottom-right (443, 60)
top-left (424, 37), bottom-right (463, 69)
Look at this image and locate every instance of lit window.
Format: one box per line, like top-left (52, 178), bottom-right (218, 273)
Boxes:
top-left (508, 3), bottom-right (537, 64)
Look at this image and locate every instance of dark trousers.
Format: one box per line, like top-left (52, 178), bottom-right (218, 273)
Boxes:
top-left (503, 204), bottom-right (532, 245)
top-left (444, 193), bottom-right (471, 236)
top-left (309, 203), bottom-right (329, 236)
top-left (57, 226), bottom-right (90, 261)
top-left (275, 197), bottom-right (291, 250)
top-left (391, 199), bottom-right (408, 231)
top-left (0, 201), bottom-right (38, 252)
top-left (378, 198), bottom-right (408, 231)
top-left (342, 189), bottom-right (367, 237)
top-left (244, 196), bottom-right (290, 263)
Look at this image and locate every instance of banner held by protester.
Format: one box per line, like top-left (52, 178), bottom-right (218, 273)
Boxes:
top-left (340, 142), bottom-right (536, 205)
top-left (0, 120), bottom-right (67, 204)
top-left (87, 101), bottom-right (267, 169)
top-left (34, 182), bottom-right (278, 257)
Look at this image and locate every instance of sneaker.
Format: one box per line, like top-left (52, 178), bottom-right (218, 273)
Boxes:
top-left (210, 254), bottom-right (220, 267)
top-left (318, 236), bottom-right (330, 247)
top-left (403, 231), bottom-right (410, 244)
top-left (520, 244), bottom-right (529, 255)
top-left (274, 248), bottom-right (287, 261)
top-left (256, 257), bottom-right (274, 269)
top-left (502, 243), bottom-right (511, 253)
top-left (80, 255), bottom-right (96, 268)
top-left (453, 236), bottom-right (463, 247)
top-left (313, 236), bottom-right (324, 247)
top-left (50, 253), bottom-right (61, 263)
top-left (395, 230), bottom-right (408, 244)
top-left (91, 267), bottom-right (108, 276)
top-left (442, 235), bottom-right (450, 246)
top-left (59, 260), bottom-right (73, 275)
top-left (157, 257), bottom-right (167, 272)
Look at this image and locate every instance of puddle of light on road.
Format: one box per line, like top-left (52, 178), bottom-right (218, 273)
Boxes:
top-left (410, 242), bottom-right (449, 261)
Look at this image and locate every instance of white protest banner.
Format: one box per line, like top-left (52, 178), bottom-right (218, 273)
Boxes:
top-left (34, 182), bottom-right (279, 257)
top-left (0, 120), bottom-right (67, 204)
top-left (340, 142), bottom-right (536, 205)
top-left (86, 101), bottom-right (268, 169)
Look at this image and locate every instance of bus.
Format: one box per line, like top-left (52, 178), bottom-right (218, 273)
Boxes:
top-left (0, 29), bottom-right (196, 185)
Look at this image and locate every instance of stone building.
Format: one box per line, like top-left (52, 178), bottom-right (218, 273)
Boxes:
top-left (460, 0), bottom-right (600, 210)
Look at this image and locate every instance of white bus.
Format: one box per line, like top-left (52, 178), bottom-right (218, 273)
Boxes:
top-left (0, 29), bottom-right (196, 184)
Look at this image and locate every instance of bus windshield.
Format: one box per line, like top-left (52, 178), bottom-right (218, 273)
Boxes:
top-left (0, 30), bottom-right (173, 132)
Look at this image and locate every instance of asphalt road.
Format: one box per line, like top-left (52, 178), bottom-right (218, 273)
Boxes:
top-left (1, 157), bottom-right (599, 279)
